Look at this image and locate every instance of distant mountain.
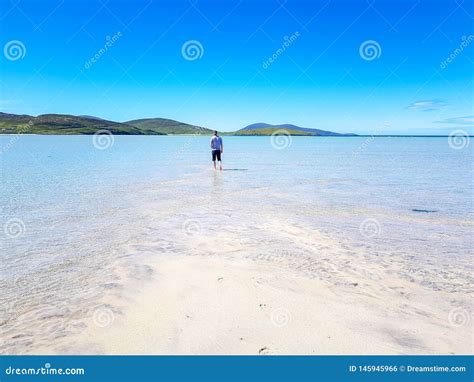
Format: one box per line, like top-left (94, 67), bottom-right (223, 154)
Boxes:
top-left (237, 123), bottom-right (356, 136)
top-left (0, 112), bottom-right (157, 135)
top-left (78, 115), bottom-right (106, 121)
top-left (126, 118), bottom-right (213, 135)
top-left (234, 127), bottom-right (317, 136)
top-left (0, 113), bottom-right (213, 135)
top-left (0, 113), bottom-right (355, 136)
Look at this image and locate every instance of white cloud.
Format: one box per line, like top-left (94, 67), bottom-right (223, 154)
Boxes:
top-left (407, 99), bottom-right (447, 112)
top-left (435, 116), bottom-right (474, 126)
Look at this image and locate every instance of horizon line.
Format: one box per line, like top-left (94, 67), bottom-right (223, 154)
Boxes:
top-left (0, 110), bottom-right (471, 137)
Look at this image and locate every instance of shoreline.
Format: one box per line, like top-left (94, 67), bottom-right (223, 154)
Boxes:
top-left (0, 133), bottom-right (466, 137)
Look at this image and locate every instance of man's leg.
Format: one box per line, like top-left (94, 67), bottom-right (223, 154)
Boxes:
top-left (218, 151), bottom-right (222, 170)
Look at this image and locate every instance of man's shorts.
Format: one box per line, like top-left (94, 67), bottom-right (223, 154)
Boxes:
top-left (212, 150), bottom-right (221, 161)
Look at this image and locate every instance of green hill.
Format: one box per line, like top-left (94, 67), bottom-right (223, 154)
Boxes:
top-left (234, 128), bottom-right (318, 136)
top-left (126, 118), bottom-right (213, 135)
top-left (0, 113), bottom-right (355, 136)
top-left (236, 123), bottom-right (355, 136)
top-left (0, 113), bottom-right (160, 135)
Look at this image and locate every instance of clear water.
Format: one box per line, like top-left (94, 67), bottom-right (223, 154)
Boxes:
top-left (0, 135), bottom-right (472, 353)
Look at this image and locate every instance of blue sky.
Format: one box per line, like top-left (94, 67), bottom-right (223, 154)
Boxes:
top-left (1, 0), bottom-right (473, 134)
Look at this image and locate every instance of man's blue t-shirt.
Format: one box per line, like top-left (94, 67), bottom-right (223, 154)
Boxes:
top-left (210, 136), bottom-right (223, 151)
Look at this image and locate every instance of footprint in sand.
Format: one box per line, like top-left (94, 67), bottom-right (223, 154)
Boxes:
top-left (258, 346), bottom-right (270, 355)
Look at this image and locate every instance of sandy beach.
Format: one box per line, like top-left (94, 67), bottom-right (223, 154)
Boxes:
top-left (82, 254), bottom-right (471, 355)
top-left (1, 137), bottom-right (472, 355)
top-left (21, 215), bottom-right (472, 356)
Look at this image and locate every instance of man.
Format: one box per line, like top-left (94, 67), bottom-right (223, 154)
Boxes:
top-left (210, 131), bottom-right (223, 170)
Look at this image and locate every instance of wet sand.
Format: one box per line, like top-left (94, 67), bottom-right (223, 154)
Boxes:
top-left (16, 216), bottom-right (472, 355)
top-left (80, 254), bottom-right (471, 355)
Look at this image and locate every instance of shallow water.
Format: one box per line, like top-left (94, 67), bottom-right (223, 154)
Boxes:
top-left (0, 135), bottom-right (472, 353)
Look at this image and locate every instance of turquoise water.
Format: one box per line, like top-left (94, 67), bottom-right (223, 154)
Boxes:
top-left (2, 135), bottom-right (472, 217)
top-left (0, 135), bottom-right (472, 353)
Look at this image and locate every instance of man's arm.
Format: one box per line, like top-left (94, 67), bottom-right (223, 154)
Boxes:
top-left (221, 139), bottom-right (223, 154)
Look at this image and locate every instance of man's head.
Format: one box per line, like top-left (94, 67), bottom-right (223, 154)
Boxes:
top-left (214, 131), bottom-right (218, 136)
